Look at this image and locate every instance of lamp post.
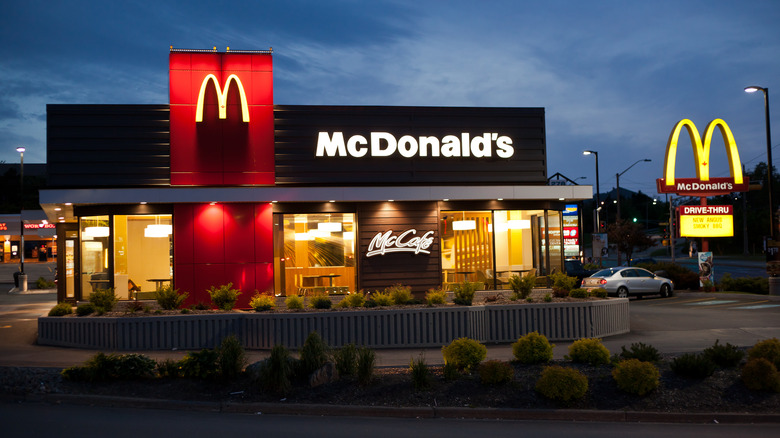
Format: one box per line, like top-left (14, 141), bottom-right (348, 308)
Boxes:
top-left (16, 146), bottom-right (26, 291)
top-left (615, 158), bottom-right (652, 265)
top-left (745, 86), bottom-right (774, 239)
top-left (583, 150), bottom-right (600, 233)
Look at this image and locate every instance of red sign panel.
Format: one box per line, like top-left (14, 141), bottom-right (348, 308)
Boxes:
top-left (656, 178), bottom-right (748, 196)
top-left (680, 205), bottom-right (733, 215)
top-left (169, 50), bottom-right (274, 186)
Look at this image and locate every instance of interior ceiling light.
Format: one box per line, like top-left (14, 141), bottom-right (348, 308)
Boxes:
top-left (452, 211), bottom-right (476, 231)
top-left (84, 226), bottom-right (109, 237)
top-left (508, 219), bottom-right (531, 229)
top-left (144, 224), bottom-right (172, 238)
top-left (318, 222), bottom-right (342, 232)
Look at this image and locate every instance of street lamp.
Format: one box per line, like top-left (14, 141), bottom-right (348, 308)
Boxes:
top-left (616, 158), bottom-right (651, 265)
top-left (16, 146), bottom-right (25, 290)
top-left (745, 86), bottom-right (774, 239)
top-left (583, 150), bottom-right (600, 233)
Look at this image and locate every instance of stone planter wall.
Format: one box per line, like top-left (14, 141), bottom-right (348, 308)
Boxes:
top-left (38, 299), bottom-right (629, 351)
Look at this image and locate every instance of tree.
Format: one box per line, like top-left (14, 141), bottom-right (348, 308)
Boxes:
top-left (607, 220), bottom-right (654, 263)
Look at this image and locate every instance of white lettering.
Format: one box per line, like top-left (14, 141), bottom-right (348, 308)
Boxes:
top-left (347, 135), bottom-right (368, 157)
top-left (470, 133), bottom-right (491, 158)
top-left (441, 135), bottom-right (460, 157)
top-left (366, 229), bottom-right (435, 257)
top-left (496, 135), bottom-right (514, 158)
top-left (398, 135), bottom-right (418, 158)
top-left (371, 132), bottom-right (396, 157)
top-left (316, 132), bottom-right (347, 157)
top-left (317, 132), bottom-right (516, 159)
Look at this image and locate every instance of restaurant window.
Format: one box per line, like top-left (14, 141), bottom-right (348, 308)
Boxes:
top-left (80, 215), bottom-right (110, 299)
top-left (113, 214), bottom-right (172, 300)
top-left (493, 210), bottom-right (539, 280)
top-left (275, 213), bottom-right (356, 296)
top-left (440, 211), bottom-right (493, 288)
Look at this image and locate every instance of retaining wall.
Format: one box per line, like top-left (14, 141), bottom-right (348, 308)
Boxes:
top-left (38, 299), bottom-right (629, 350)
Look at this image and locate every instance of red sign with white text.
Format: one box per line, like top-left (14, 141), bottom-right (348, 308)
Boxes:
top-left (169, 50), bottom-right (274, 185)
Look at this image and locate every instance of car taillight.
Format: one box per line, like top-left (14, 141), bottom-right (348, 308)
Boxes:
top-left (599, 279), bottom-right (607, 285)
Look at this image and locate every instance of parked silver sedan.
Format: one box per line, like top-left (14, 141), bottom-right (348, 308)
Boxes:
top-left (581, 266), bottom-right (674, 299)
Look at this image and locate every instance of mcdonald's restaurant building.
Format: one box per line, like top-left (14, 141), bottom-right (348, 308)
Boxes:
top-left (41, 48), bottom-right (591, 307)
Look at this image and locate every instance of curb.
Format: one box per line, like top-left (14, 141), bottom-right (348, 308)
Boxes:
top-left (7, 394), bottom-right (780, 424)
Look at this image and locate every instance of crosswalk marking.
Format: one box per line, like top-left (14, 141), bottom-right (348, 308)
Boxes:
top-left (732, 304), bottom-right (780, 310)
top-left (685, 300), bottom-right (738, 306)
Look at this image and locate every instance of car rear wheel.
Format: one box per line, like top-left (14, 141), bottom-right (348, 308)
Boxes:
top-left (660, 284), bottom-right (672, 298)
top-left (617, 286), bottom-right (629, 298)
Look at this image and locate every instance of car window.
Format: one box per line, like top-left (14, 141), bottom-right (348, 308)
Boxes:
top-left (621, 269), bottom-right (638, 278)
top-left (636, 269), bottom-right (654, 278)
top-left (593, 268), bottom-right (616, 277)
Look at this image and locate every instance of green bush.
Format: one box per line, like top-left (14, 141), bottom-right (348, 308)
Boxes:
top-left (568, 288), bottom-right (589, 298)
top-left (612, 359), bottom-right (660, 396)
top-left (452, 281), bottom-right (478, 305)
top-left (425, 288), bottom-right (447, 305)
top-left (62, 352), bottom-right (156, 382)
top-left (644, 262), bottom-right (699, 290)
top-left (409, 354), bottom-right (431, 391)
top-left (309, 294), bottom-right (332, 309)
top-left (747, 337), bottom-right (780, 368)
top-left (333, 343), bottom-right (358, 376)
top-left (590, 288), bottom-right (608, 298)
top-left (386, 284), bottom-right (413, 304)
top-left (285, 295), bottom-right (304, 310)
top-left (156, 358), bottom-right (180, 378)
top-left (207, 283), bottom-right (241, 311)
top-left (619, 342), bottom-right (661, 363)
top-left (550, 271), bottom-right (577, 292)
top-left (36, 276), bottom-right (56, 289)
top-left (535, 365), bottom-right (588, 402)
top-left (543, 293), bottom-right (552, 302)
top-left (217, 335), bottom-right (247, 380)
top-left (442, 362), bottom-right (460, 382)
top-left (179, 349), bottom-right (220, 379)
top-left (48, 302), bottom-right (73, 316)
top-left (255, 344), bottom-right (295, 395)
top-left (89, 287), bottom-right (118, 312)
top-left (339, 291), bottom-right (366, 308)
top-left (356, 346), bottom-right (376, 386)
top-left (671, 353), bottom-right (715, 379)
top-left (704, 340), bottom-right (745, 368)
top-left (512, 331), bottom-right (554, 364)
top-left (370, 291), bottom-right (394, 306)
top-left (741, 358), bottom-right (780, 392)
top-left (249, 292), bottom-right (276, 311)
top-left (298, 331), bottom-right (330, 376)
top-left (442, 337), bottom-right (487, 372)
top-left (76, 302), bottom-right (96, 316)
top-left (508, 274), bottom-right (535, 299)
top-left (478, 360), bottom-right (514, 385)
top-left (567, 338), bottom-right (610, 366)
top-left (719, 273), bottom-right (769, 294)
top-left (154, 285), bottom-right (189, 310)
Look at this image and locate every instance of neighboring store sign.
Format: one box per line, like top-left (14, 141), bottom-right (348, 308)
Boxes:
top-left (698, 251), bottom-right (714, 287)
top-left (195, 74), bottom-right (250, 122)
top-left (24, 223), bottom-right (56, 229)
top-left (316, 132), bottom-right (515, 158)
top-left (0, 223), bottom-right (6, 231)
top-left (562, 204), bottom-right (579, 257)
top-left (366, 229), bottom-right (435, 257)
top-left (656, 119), bottom-right (748, 196)
top-left (679, 205), bottom-right (734, 237)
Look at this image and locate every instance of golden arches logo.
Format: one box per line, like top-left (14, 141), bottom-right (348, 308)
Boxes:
top-left (195, 74), bottom-right (250, 123)
top-left (663, 118), bottom-right (742, 186)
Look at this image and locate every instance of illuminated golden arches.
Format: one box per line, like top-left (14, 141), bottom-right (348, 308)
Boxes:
top-left (663, 118), bottom-right (742, 186)
top-left (195, 74), bottom-right (250, 122)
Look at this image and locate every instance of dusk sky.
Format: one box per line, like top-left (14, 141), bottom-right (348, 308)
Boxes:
top-left (2, 0), bottom-right (779, 197)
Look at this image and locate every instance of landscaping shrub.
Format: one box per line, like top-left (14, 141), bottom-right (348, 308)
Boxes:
top-left (154, 285), bottom-right (188, 310)
top-left (612, 359), bottom-right (660, 396)
top-left (512, 331), bottom-right (554, 364)
top-left (207, 283), bottom-right (241, 311)
top-left (550, 271), bottom-right (577, 295)
top-left (566, 338), bottom-right (610, 366)
top-left (36, 276), bottom-right (55, 289)
top-left (76, 302), bottom-right (96, 316)
top-left (48, 302), bottom-right (73, 316)
top-left (619, 342), bottom-right (661, 363)
top-left (333, 343), bottom-right (358, 376)
top-left (719, 273), bottom-right (769, 294)
top-left (478, 360), bottom-right (514, 385)
top-left (179, 349), bottom-right (220, 379)
top-left (535, 365), bottom-right (588, 402)
top-left (62, 352), bottom-right (156, 382)
top-left (452, 281), bottom-right (478, 305)
top-left (255, 344), bottom-right (295, 395)
top-left (425, 288), bottom-right (447, 305)
top-left (704, 339), bottom-right (745, 368)
top-left (249, 292), bottom-right (276, 311)
top-left (370, 291), bottom-right (394, 306)
top-left (338, 291), bottom-right (366, 308)
top-left (409, 354), bottom-right (431, 391)
top-left (644, 262), bottom-right (699, 290)
top-left (741, 358), bottom-right (780, 392)
top-left (89, 287), bottom-right (118, 312)
top-left (217, 334), bottom-right (247, 380)
top-left (298, 331), bottom-right (330, 376)
top-left (671, 353), bottom-right (715, 379)
top-left (508, 274), bottom-right (535, 300)
top-left (156, 358), bottom-right (181, 378)
top-left (590, 288), bottom-right (608, 298)
top-left (442, 337), bottom-right (487, 372)
top-left (356, 346), bottom-right (376, 386)
top-left (386, 284), bottom-right (413, 304)
top-left (442, 362), bottom-right (460, 381)
top-left (747, 337), bottom-right (780, 368)
top-left (543, 293), bottom-right (552, 302)
top-left (568, 288), bottom-right (588, 298)
top-left (285, 295), bottom-right (304, 310)
top-left (309, 294), bottom-right (332, 309)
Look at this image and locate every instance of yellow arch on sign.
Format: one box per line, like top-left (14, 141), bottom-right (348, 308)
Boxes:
top-left (663, 118), bottom-right (743, 186)
top-left (195, 74), bottom-right (250, 123)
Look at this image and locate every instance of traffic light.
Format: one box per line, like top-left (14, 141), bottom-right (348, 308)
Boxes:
top-left (632, 217), bottom-right (637, 223)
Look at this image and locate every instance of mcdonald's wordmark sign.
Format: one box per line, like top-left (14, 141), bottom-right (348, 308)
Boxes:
top-left (656, 119), bottom-right (748, 196)
top-left (169, 49), bottom-right (274, 186)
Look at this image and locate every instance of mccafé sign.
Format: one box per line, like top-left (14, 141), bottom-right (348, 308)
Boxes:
top-left (317, 132), bottom-right (515, 158)
top-left (656, 118), bottom-right (748, 196)
top-left (366, 229), bottom-right (435, 257)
